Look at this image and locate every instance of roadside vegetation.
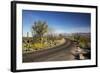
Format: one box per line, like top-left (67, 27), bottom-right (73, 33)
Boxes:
top-left (74, 34), bottom-right (90, 49)
top-left (22, 20), bottom-right (65, 53)
top-left (67, 33), bottom-right (90, 49)
top-left (67, 33), bottom-right (91, 59)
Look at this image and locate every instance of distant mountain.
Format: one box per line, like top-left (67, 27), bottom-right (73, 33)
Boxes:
top-left (72, 33), bottom-right (91, 37)
top-left (55, 32), bottom-right (91, 37)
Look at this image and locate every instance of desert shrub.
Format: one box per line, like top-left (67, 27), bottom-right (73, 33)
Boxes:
top-left (79, 36), bottom-right (90, 49)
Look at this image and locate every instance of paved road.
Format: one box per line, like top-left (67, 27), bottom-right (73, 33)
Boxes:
top-left (23, 39), bottom-right (81, 63)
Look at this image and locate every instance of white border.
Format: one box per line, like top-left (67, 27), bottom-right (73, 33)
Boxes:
top-left (16, 3), bottom-right (96, 70)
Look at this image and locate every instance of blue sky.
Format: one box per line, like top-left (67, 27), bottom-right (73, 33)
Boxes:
top-left (22, 10), bottom-right (91, 37)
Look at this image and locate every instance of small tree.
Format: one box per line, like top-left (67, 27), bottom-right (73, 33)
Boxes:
top-left (32, 20), bottom-right (48, 43)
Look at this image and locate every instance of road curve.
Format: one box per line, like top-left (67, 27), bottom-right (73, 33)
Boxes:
top-left (23, 39), bottom-right (77, 63)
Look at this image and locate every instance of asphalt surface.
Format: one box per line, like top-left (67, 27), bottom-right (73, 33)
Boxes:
top-left (22, 39), bottom-right (81, 63)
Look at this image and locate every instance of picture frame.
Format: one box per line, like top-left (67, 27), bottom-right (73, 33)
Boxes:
top-left (11, 1), bottom-right (98, 72)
